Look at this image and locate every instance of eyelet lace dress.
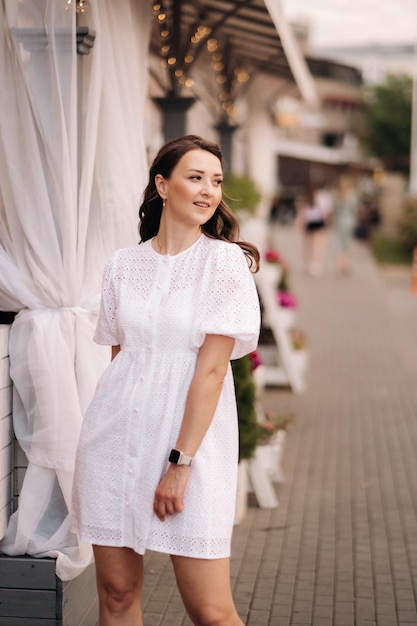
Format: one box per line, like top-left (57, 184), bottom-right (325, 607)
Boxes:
top-left (71, 234), bottom-right (260, 559)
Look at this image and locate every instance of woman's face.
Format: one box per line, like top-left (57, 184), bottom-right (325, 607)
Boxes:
top-left (156, 149), bottom-right (223, 228)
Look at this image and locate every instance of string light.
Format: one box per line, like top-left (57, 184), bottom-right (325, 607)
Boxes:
top-left (152, 2), bottom-right (249, 121)
top-left (76, 0), bottom-right (87, 12)
top-left (65, 0), bottom-right (86, 13)
top-left (236, 69), bottom-right (250, 83)
top-left (207, 39), bottom-right (218, 52)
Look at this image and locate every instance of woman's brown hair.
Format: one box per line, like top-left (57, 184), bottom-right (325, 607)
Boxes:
top-left (138, 135), bottom-right (259, 272)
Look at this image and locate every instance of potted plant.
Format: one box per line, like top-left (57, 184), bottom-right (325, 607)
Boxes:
top-left (255, 412), bottom-right (294, 484)
top-left (232, 355), bottom-right (259, 462)
top-left (231, 354), bottom-right (260, 523)
top-left (223, 172), bottom-right (261, 215)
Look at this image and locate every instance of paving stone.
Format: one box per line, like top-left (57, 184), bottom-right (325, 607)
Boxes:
top-left (138, 229), bottom-right (417, 626)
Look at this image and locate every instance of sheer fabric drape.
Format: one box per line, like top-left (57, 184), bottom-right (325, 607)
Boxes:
top-left (0, 0), bottom-right (151, 580)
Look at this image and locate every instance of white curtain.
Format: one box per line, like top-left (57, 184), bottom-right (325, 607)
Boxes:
top-left (0, 0), bottom-right (151, 580)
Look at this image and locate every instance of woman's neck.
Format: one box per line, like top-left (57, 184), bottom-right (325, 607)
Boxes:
top-left (154, 224), bottom-right (202, 256)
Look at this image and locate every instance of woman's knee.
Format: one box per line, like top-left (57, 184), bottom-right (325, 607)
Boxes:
top-left (188, 603), bottom-right (239, 626)
top-left (171, 555), bottom-right (242, 625)
top-left (93, 545), bottom-right (143, 617)
top-left (98, 579), bottom-right (140, 616)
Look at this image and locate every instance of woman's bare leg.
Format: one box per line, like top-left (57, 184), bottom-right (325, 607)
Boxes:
top-left (93, 545), bottom-right (144, 626)
top-left (171, 554), bottom-right (244, 626)
top-left (310, 230), bottom-right (327, 275)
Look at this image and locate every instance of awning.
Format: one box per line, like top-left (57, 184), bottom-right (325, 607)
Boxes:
top-left (150, 0), bottom-right (319, 107)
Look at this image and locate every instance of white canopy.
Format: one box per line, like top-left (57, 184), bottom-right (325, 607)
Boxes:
top-left (0, 0), bottom-right (151, 580)
top-left (264, 0), bottom-right (319, 108)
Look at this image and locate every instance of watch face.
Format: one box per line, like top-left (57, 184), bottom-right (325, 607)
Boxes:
top-left (169, 449), bottom-right (181, 464)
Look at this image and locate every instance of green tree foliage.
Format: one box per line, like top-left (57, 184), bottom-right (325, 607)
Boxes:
top-left (362, 74), bottom-right (412, 173)
top-left (398, 196), bottom-right (417, 251)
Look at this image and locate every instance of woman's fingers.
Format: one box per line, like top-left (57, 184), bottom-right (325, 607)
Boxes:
top-left (153, 466), bottom-right (189, 520)
top-left (154, 494), bottom-right (183, 521)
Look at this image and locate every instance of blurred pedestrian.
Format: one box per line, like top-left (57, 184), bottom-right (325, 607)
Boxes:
top-left (296, 184), bottom-right (332, 276)
top-left (333, 175), bottom-right (358, 274)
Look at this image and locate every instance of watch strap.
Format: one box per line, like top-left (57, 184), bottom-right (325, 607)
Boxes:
top-left (169, 448), bottom-right (193, 466)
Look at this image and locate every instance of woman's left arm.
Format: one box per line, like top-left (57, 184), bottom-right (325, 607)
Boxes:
top-left (153, 333), bottom-right (235, 521)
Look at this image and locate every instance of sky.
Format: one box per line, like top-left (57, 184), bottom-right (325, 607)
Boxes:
top-left (280, 0), bottom-right (417, 49)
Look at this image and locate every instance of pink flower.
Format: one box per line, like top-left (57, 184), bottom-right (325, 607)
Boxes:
top-left (265, 249), bottom-right (288, 268)
top-left (249, 351), bottom-right (263, 370)
top-left (289, 328), bottom-right (307, 350)
top-left (265, 249), bottom-right (279, 262)
top-left (277, 290), bottom-right (298, 308)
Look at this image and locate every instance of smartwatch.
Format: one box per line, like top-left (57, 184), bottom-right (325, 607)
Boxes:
top-left (169, 449), bottom-right (193, 466)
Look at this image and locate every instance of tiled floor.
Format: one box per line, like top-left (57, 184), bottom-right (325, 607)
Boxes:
top-left (141, 226), bottom-right (417, 626)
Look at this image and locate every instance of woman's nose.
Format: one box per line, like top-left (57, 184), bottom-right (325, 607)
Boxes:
top-left (201, 181), bottom-right (213, 195)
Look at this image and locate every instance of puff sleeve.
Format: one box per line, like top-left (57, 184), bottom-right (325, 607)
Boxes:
top-left (93, 252), bottom-right (120, 346)
top-left (195, 242), bottom-right (260, 360)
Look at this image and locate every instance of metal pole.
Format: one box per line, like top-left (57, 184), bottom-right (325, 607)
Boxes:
top-left (409, 43), bottom-right (417, 195)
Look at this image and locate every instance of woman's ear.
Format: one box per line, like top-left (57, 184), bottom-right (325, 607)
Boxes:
top-left (155, 174), bottom-right (166, 199)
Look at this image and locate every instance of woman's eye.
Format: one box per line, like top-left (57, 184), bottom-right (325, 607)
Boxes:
top-left (215, 180), bottom-right (223, 186)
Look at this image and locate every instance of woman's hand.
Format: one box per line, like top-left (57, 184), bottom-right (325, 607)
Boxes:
top-left (153, 464), bottom-right (191, 521)
top-left (153, 335), bottom-right (234, 522)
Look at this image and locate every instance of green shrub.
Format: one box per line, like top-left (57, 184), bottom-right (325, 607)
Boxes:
top-left (370, 233), bottom-right (412, 265)
top-left (398, 196), bottom-right (417, 251)
top-left (231, 355), bottom-right (259, 461)
top-left (223, 173), bottom-right (261, 214)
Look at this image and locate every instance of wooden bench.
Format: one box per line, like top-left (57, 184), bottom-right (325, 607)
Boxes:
top-left (0, 554), bottom-right (97, 625)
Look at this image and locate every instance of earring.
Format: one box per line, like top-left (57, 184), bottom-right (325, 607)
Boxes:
top-left (162, 197), bottom-right (166, 209)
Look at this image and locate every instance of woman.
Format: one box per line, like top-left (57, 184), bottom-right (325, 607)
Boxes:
top-left (296, 184), bottom-right (333, 277)
top-left (72, 135), bottom-right (261, 625)
top-left (333, 175), bottom-right (358, 274)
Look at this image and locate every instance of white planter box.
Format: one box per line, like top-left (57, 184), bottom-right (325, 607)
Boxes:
top-left (256, 430), bottom-right (287, 484)
top-left (276, 307), bottom-right (295, 329)
top-left (292, 349), bottom-right (309, 380)
top-left (248, 446), bottom-right (279, 509)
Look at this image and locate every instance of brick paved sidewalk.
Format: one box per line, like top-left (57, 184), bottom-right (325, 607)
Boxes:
top-left (141, 226), bottom-right (417, 626)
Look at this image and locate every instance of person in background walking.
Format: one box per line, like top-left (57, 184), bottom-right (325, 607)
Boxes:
top-left (296, 183), bottom-right (333, 276)
top-left (333, 174), bottom-right (358, 275)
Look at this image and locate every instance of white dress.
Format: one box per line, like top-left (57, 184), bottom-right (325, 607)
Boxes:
top-left (71, 234), bottom-right (260, 559)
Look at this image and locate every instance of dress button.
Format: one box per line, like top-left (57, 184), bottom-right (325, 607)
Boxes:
top-left (140, 375), bottom-right (145, 381)
top-left (128, 441), bottom-right (136, 455)
top-left (134, 407), bottom-right (139, 412)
